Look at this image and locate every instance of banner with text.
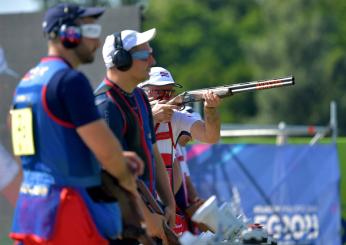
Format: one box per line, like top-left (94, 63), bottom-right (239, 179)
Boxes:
top-left (187, 144), bottom-right (340, 244)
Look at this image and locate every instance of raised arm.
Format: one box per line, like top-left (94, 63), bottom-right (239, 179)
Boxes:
top-left (190, 91), bottom-right (221, 144)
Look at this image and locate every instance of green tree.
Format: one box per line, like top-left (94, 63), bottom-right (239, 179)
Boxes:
top-left (247, 0), bottom-right (346, 134)
top-left (144, 0), bottom-right (261, 122)
top-left (44, 0), bottom-right (346, 134)
top-left (144, 0), bottom-right (346, 135)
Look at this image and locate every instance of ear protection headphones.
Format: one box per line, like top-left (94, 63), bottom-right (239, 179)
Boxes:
top-left (112, 32), bottom-right (132, 71)
top-left (58, 22), bottom-right (82, 49)
top-left (48, 4), bottom-right (82, 49)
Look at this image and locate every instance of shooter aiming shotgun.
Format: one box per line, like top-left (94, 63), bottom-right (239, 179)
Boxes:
top-left (168, 76), bottom-right (295, 106)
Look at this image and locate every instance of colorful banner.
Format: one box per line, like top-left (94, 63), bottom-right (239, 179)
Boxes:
top-left (187, 144), bottom-right (341, 244)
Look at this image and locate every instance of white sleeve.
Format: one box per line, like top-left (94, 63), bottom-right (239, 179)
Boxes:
top-left (0, 144), bottom-right (19, 191)
top-left (172, 111), bottom-right (200, 142)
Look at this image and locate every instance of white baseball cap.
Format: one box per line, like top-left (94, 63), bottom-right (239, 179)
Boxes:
top-left (138, 67), bottom-right (182, 88)
top-left (103, 28), bottom-right (156, 69)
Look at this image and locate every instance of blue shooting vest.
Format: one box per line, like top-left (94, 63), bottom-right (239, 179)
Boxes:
top-left (12, 57), bottom-right (101, 187)
top-left (11, 57), bottom-right (122, 241)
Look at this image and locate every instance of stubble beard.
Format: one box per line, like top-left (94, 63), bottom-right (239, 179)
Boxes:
top-left (74, 43), bottom-right (95, 64)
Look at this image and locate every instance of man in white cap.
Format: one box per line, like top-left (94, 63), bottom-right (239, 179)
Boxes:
top-left (95, 28), bottom-right (176, 243)
top-left (139, 66), bottom-right (221, 235)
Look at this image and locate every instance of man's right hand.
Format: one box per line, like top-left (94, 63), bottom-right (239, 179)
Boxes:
top-left (149, 99), bottom-right (179, 123)
top-left (164, 204), bottom-right (176, 228)
top-left (123, 151), bottom-right (144, 176)
top-left (146, 213), bottom-right (169, 244)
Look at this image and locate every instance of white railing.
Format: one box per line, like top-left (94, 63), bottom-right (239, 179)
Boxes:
top-left (219, 101), bottom-right (337, 145)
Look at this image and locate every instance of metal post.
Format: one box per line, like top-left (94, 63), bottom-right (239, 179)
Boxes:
top-left (276, 121), bottom-right (287, 145)
top-left (330, 101), bottom-right (338, 143)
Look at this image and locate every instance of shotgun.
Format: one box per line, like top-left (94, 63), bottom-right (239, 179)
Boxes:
top-left (168, 76), bottom-right (295, 106)
top-left (137, 179), bottom-right (181, 245)
top-left (98, 171), bottom-right (155, 245)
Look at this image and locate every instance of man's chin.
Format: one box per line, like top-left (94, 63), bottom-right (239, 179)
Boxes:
top-left (81, 56), bottom-right (94, 64)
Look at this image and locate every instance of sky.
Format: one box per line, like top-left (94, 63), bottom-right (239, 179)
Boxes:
top-left (0, 0), bottom-right (40, 14)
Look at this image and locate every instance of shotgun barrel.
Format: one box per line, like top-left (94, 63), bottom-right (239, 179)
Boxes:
top-left (170, 76), bottom-right (295, 105)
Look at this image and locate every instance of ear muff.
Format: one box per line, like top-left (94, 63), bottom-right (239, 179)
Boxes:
top-left (59, 23), bottom-right (82, 49)
top-left (111, 32), bottom-right (132, 71)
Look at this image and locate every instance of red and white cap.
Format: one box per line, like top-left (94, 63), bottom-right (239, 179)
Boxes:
top-left (139, 67), bottom-right (182, 88)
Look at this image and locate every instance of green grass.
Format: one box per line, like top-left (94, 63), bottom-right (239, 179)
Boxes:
top-left (337, 140), bottom-right (346, 217)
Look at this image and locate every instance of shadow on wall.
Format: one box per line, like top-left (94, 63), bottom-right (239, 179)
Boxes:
top-left (0, 196), bottom-right (13, 245)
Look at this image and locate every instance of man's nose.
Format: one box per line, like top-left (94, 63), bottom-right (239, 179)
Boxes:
top-left (149, 55), bottom-right (156, 66)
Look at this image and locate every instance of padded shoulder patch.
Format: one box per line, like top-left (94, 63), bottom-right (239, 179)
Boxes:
top-left (95, 93), bottom-right (109, 106)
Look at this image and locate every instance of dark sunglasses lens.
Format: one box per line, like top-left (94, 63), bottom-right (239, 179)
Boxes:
top-left (131, 50), bottom-right (151, 60)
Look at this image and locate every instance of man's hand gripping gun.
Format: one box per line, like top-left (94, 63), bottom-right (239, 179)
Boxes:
top-left (137, 179), bottom-right (181, 245)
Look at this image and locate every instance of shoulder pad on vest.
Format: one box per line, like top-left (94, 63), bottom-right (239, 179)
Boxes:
top-left (95, 93), bottom-right (109, 106)
top-left (94, 82), bottom-right (111, 96)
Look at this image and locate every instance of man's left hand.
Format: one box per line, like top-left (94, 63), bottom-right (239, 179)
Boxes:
top-left (164, 205), bottom-right (176, 228)
top-left (203, 90), bottom-right (220, 108)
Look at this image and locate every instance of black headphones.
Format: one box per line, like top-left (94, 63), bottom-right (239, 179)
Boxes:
top-left (111, 32), bottom-right (132, 71)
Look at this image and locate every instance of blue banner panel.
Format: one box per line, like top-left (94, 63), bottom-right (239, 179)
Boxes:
top-left (187, 144), bottom-right (341, 244)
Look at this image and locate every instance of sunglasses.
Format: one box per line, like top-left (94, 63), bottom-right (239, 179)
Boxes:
top-left (148, 89), bottom-right (176, 100)
top-left (131, 50), bottom-right (153, 60)
top-left (81, 24), bottom-right (102, 39)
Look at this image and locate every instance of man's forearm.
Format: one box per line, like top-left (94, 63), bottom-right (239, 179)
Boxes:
top-left (203, 106), bottom-right (221, 143)
top-left (185, 176), bottom-right (200, 203)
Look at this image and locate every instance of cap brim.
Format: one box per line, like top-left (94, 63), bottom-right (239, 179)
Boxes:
top-left (80, 7), bottom-right (105, 19)
top-left (141, 81), bottom-right (182, 88)
top-left (135, 28), bottom-right (156, 47)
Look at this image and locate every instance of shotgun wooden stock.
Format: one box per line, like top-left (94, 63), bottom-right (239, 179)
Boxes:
top-left (137, 179), bottom-right (181, 245)
top-left (100, 171), bottom-right (155, 245)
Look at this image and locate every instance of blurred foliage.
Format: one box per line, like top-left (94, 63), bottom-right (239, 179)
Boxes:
top-left (142, 0), bottom-right (346, 134)
top-left (246, 0), bottom-right (346, 130)
top-left (36, 0), bottom-right (346, 134)
top-left (143, 0), bottom-right (262, 123)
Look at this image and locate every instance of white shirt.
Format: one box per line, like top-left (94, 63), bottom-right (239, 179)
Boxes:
top-left (155, 110), bottom-right (200, 159)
